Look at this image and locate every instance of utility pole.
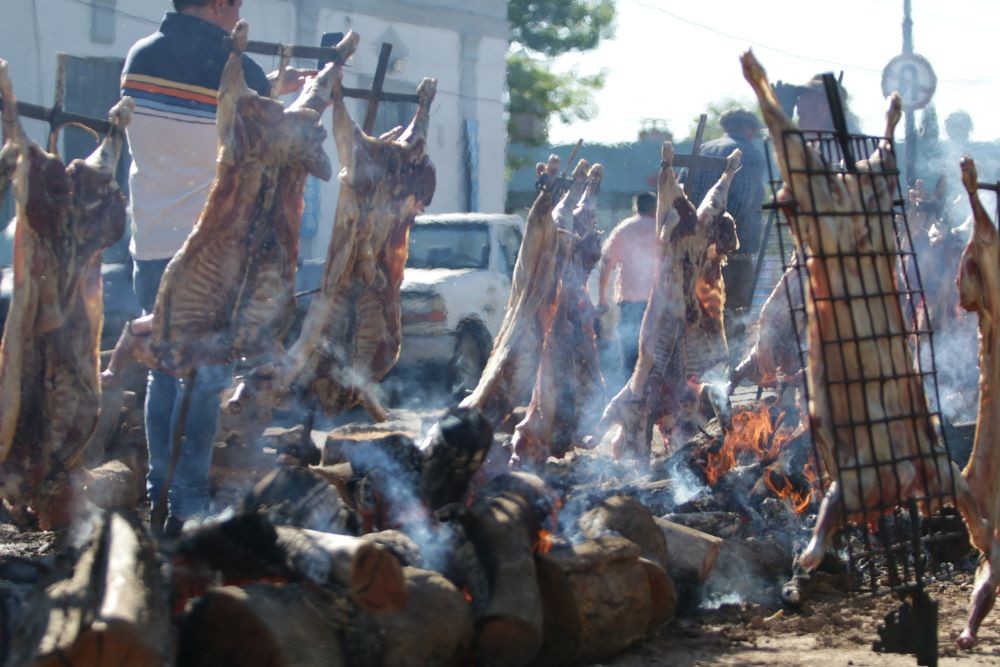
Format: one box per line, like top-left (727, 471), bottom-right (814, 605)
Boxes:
top-left (903, 0), bottom-right (917, 185)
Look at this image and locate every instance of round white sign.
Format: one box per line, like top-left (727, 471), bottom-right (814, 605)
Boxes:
top-left (881, 53), bottom-right (937, 111)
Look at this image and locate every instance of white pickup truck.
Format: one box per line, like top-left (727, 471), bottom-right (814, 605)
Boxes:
top-left (397, 212), bottom-right (525, 395)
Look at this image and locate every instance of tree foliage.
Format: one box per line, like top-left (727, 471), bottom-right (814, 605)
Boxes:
top-left (508, 0), bottom-right (616, 56)
top-left (506, 0), bottom-right (616, 149)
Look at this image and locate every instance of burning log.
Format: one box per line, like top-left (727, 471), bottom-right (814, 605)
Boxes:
top-left (578, 494), bottom-right (669, 570)
top-left (274, 526), bottom-right (407, 612)
top-left (533, 535), bottom-right (657, 665)
top-left (654, 517), bottom-right (722, 584)
top-left (460, 472), bottom-right (553, 667)
top-left (368, 566), bottom-right (475, 667)
top-left (31, 512), bottom-right (170, 667)
top-left (178, 584), bottom-right (352, 667)
top-left (0, 57), bottom-right (133, 527)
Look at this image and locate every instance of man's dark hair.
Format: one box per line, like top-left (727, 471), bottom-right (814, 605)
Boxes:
top-left (634, 192), bottom-right (656, 216)
top-left (174, 0), bottom-right (234, 10)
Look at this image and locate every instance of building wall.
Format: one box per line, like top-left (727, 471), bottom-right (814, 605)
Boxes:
top-left (0, 0), bottom-right (509, 258)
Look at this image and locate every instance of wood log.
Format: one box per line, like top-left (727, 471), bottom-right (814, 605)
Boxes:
top-left (244, 465), bottom-right (354, 533)
top-left (578, 494), bottom-right (670, 570)
top-left (32, 512), bottom-right (170, 667)
top-left (274, 525), bottom-right (406, 612)
top-left (661, 511), bottom-right (743, 538)
top-left (419, 406), bottom-right (493, 510)
top-left (177, 584), bottom-right (347, 667)
top-left (311, 462), bottom-right (354, 504)
top-left (81, 458), bottom-right (141, 511)
top-left (640, 557), bottom-right (678, 632)
top-left (464, 472), bottom-right (551, 667)
top-left (369, 566), bottom-right (474, 667)
top-left (532, 536), bottom-right (653, 666)
top-left (654, 517), bottom-right (723, 583)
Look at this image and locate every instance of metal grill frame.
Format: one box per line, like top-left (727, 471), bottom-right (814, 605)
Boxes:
top-left (765, 128), bottom-right (965, 598)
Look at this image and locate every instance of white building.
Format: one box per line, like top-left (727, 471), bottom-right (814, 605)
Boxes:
top-left (0, 0), bottom-right (509, 258)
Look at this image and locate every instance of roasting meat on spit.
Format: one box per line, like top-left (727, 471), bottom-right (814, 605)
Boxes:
top-left (231, 46), bottom-right (437, 422)
top-left (102, 22), bottom-right (344, 381)
top-left (955, 157), bottom-right (1000, 649)
top-left (740, 50), bottom-right (989, 571)
top-left (588, 143), bottom-right (742, 460)
top-left (461, 157), bottom-right (564, 427)
top-left (511, 161), bottom-right (606, 465)
top-left (732, 265), bottom-right (804, 388)
top-left (0, 59), bottom-right (133, 526)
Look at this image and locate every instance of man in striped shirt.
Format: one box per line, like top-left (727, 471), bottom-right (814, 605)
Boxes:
top-left (121, 0), bottom-right (307, 535)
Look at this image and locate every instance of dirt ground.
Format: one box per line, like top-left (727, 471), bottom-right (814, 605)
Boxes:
top-left (608, 571), bottom-right (1000, 666)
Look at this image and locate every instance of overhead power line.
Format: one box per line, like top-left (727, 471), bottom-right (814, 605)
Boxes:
top-left (627, 0), bottom-right (992, 86)
top-left (62, 0), bottom-right (160, 26)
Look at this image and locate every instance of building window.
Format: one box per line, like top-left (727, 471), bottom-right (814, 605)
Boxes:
top-left (91, 0), bottom-right (116, 44)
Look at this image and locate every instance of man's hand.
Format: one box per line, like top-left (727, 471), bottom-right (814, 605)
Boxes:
top-left (268, 67), bottom-right (317, 96)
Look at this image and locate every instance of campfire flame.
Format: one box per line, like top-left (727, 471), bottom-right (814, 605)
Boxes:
top-left (702, 404), bottom-right (814, 514)
top-left (534, 528), bottom-right (554, 554)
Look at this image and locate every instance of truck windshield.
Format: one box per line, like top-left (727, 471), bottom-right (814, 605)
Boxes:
top-left (407, 222), bottom-right (490, 270)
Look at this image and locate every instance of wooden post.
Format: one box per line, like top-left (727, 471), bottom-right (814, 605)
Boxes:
top-left (362, 43), bottom-right (393, 135)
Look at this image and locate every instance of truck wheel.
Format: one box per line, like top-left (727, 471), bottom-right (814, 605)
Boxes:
top-left (449, 327), bottom-right (486, 399)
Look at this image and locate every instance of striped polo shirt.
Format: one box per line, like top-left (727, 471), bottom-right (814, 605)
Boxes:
top-left (121, 12), bottom-right (269, 260)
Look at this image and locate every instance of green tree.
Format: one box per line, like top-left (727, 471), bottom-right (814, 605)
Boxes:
top-left (506, 0), bottom-right (616, 151)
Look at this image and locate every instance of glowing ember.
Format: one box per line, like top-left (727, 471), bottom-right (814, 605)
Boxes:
top-left (534, 528), bottom-right (554, 554)
top-left (462, 586), bottom-right (473, 603)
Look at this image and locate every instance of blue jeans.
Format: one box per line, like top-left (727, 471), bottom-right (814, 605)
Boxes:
top-left (618, 300), bottom-right (647, 377)
top-left (133, 258), bottom-right (233, 521)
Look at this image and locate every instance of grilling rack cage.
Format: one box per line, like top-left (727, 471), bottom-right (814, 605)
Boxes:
top-left (765, 128), bottom-right (966, 603)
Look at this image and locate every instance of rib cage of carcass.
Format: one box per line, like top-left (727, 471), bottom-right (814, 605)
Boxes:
top-left (460, 157), bottom-right (569, 428)
top-left (102, 22), bottom-right (343, 382)
top-left (586, 142), bottom-right (742, 462)
top-left (740, 50), bottom-right (987, 593)
top-left (0, 59), bottom-right (133, 527)
top-left (233, 45), bottom-right (437, 422)
top-left (510, 159), bottom-right (606, 465)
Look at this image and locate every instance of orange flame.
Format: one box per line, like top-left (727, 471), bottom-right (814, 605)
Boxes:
top-left (763, 469), bottom-right (811, 514)
top-left (462, 586), bottom-right (473, 603)
top-left (701, 404), bottom-right (812, 514)
top-left (535, 528), bottom-right (554, 554)
top-left (705, 405), bottom-right (789, 485)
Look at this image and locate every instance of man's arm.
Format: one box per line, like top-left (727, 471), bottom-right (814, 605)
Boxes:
top-left (597, 225), bottom-right (624, 308)
top-left (268, 67), bottom-right (318, 96)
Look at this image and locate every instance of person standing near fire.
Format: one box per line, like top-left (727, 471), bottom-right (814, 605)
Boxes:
top-left (597, 192), bottom-right (658, 388)
top-left (122, 0), bottom-right (311, 536)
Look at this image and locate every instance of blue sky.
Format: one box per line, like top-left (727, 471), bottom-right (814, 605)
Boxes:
top-left (549, 0), bottom-right (999, 144)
